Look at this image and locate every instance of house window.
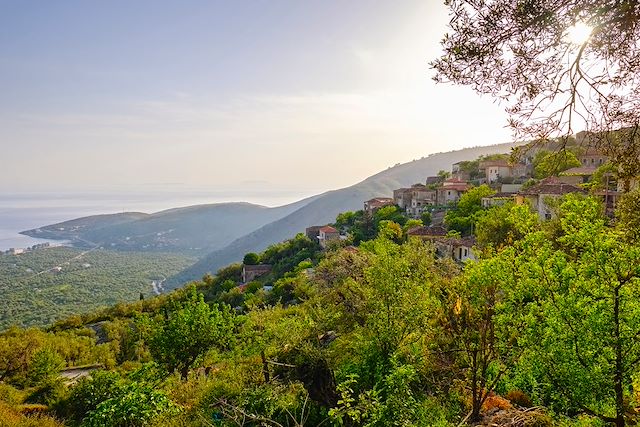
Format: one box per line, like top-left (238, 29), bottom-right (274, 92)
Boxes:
top-left (464, 248), bottom-right (468, 257)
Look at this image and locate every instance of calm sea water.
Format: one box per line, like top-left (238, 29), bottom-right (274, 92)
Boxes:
top-left (0, 189), bottom-right (314, 251)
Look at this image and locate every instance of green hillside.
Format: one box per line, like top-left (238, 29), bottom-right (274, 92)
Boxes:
top-left (0, 247), bottom-right (194, 329)
top-left (21, 198), bottom-right (316, 256)
top-left (168, 142), bottom-right (519, 285)
top-left (2, 193), bottom-right (638, 426)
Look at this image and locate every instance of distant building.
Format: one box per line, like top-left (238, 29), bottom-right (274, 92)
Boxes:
top-left (393, 184), bottom-right (437, 217)
top-left (242, 264), bottom-right (272, 283)
top-left (578, 148), bottom-right (608, 168)
top-left (481, 192), bottom-right (517, 208)
top-left (516, 177), bottom-right (587, 220)
top-left (501, 184), bottom-right (523, 193)
top-left (480, 160), bottom-right (528, 184)
top-left (318, 225), bottom-right (340, 248)
top-left (436, 179), bottom-right (471, 204)
top-left (559, 166), bottom-right (598, 185)
top-left (363, 197), bottom-right (395, 214)
top-left (451, 161), bottom-right (471, 181)
top-left (433, 236), bottom-right (477, 263)
top-left (305, 225), bottom-right (324, 241)
top-left (406, 225), bottom-right (447, 239)
top-left (425, 176), bottom-right (440, 185)
top-left (8, 248), bottom-right (24, 255)
top-left (406, 226), bottom-right (476, 262)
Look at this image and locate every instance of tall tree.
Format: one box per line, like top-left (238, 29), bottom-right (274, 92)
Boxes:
top-left (433, 1), bottom-right (640, 183)
top-left (444, 184), bottom-right (495, 235)
top-left (140, 289), bottom-right (235, 378)
top-left (436, 251), bottom-right (522, 422)
top-left (507, 196), bottom-right (640, 426)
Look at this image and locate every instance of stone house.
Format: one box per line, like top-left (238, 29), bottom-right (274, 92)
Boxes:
top-left (578, 148), bottom-right (608, 168)
top-left (242, 264), bottom-right (272, 283)
top-left (393, 184), bottom-right (437, 217)
top-left (432, 236), bottom-right (477, 263)
top-left (436, 179), bottom-right (471, 204)
top-left (305, 225), bottom-right (324, 241)
top-left (406, 225), bottom-right (447, 239)
top-left (481, 192), bottom-right (517, 208)
top-left (559, 166), bottom-right (598, 185)
top-left (318, 225), bottom-right (340, 248)
top-left (406, 226), bottom-right (476, 262)
top-left (516, 177), bottom-right (586, 220)
top-left (363, 197), bottom-right (395, 214)
top-left (481, 160), bottom-right (528, 184)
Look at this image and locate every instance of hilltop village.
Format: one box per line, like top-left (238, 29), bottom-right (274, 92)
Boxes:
top-left (3, 135), bottom-right (640, 427)
top-left (303, 133), bottom-right (620, 266)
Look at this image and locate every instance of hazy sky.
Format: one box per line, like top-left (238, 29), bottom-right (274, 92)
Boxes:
top-left (0, 0), bottom-right (511, 195)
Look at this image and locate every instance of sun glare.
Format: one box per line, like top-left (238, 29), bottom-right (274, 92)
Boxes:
top-left (567, 22), bottom-right (593, 45)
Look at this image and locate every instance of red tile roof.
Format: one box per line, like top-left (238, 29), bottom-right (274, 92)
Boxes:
top-left (407, 225), bottom-right (448, 237)
top-left (441, 184), bottom-right (471, 192)
top-left (518, 177), bottom-right (586, 196)
top-left (560, 166), bottom-right (598, 176)
top-left (366, 197), bottom-right (394, 203)
top-left (484, 192), bottom-right (516, 199)
top-left (319, 225), bottom-right (338, 233)
top-left (481, 160), bottom-right (510, 167)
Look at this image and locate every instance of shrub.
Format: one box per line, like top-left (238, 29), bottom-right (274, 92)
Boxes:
top-left (506, 389), bottom-right (533, 408)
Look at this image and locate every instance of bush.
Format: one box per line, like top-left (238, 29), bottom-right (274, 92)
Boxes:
top-left (81, 382), bottom-right (178, 427)
top-left (506, 389), bottom-right (533, 408)
top-left (243, 253), bottom-right (260, 265)
top-left (59, 370), bottom-right (122, 422)
top-left (0, 400), bottom-right (64, 427)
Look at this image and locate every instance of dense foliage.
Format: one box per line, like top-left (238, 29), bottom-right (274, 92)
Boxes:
top-left (0, 247), bottom-right (194, 330)
top-left (2, 196), bottom-right (640, 426)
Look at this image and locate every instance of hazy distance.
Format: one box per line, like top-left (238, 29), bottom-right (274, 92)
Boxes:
top-left (0, 1), bottom-right (511, 195)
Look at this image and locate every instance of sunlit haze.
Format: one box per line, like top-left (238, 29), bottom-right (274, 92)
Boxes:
top-left (567, 22), bottom-right (593, 45)
top-left (0, 1), bottom-right (511, 198)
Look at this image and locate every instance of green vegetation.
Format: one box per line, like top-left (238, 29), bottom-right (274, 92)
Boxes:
top-left (444, 184), bottom-right (495, 235)
top-left (2, 194), bottom-right (640, 426)
top-left (0, 247), bottom-right (194, 330)
top-left (533, 150), bottom-right (581, 179)
top-left (21, 202), bottom-right (309, 256)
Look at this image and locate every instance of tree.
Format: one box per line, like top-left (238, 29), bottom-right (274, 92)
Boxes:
top-left (533, 150), bottom-right (581, 179)
top-left (437, 169), bottom-right (451, 181)
top-left (373, 205), bottom-right (406, 226)
top-left (74, 366), bottom-right (178, 427)
top-left (377, 220), bottom-right (404, 244)
top-left (475, 203), bottom-right (539, 250)
top-left (243, 252), bottom-right (260, 265)
top-left (436, 253), bottom-right (520, 422)
top-left (0, 327), bottom-right (47, 383)
top-left (507, 196), bottom-right (640, 426)
top-left (140, 289), bottom-right (235, 378)
top-left (420, 211), bottom-right (432, 226)
top-left (433, 1), bottom-right (640, 184)
top-left (615, 188), bottom-right (640, 243)
top-left (444, 185), bottom-right (495, 235)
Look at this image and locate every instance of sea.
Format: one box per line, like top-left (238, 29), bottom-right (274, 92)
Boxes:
top-left (0, 189), bottom-right (315, 252)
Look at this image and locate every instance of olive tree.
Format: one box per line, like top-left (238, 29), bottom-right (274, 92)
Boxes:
top-left (140, 290), bottom-right (235, 378)
top-left (433, 1), bottom-right (640, 186)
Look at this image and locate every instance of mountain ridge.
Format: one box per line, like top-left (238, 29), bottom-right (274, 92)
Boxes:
top-left (167, 141), bottom-right (519, 286)
top-left (21, 198), bottom-right (318, 255)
